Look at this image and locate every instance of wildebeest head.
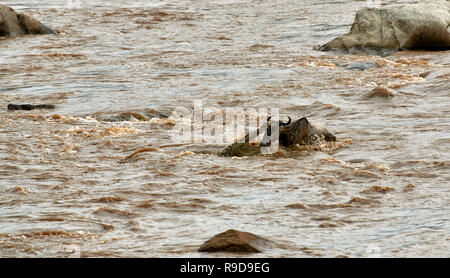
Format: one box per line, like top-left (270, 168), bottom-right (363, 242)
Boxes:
top-left (279, 117), bottom-right (311, 147)
top-left (265, 115), bottom-right (291, 137)
top-left (261, 116), bottom-right (310, 147)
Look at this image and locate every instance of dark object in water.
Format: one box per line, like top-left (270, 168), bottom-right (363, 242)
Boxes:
top-left (345, 61), bottom-right (377, 71)
top-left (7, 104), bottom-right (56, 111)
top-left (219, 116), bottom-right (337, 157)
top-left (364, 87), bottom-right (395, 99)
top-left (101, 109), bottom-right (170, 122)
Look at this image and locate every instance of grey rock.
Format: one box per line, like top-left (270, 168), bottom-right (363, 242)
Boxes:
top-left (319, 0), bottom-right (450, 54)
top-left (345, 61), bottom-right (377, 71)
top-left (0, 5), bottom-right (57, 37)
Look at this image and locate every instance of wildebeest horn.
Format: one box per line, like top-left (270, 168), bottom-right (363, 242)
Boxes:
top-left (280, 116), bottom-right (291, 126)
top-left (266, 115), bottom-right (291, 125)
top-left (265, 116), bottom-right (291, 137)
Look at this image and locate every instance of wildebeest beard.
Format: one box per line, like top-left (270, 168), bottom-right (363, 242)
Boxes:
top-left (260, 116), bottom-right (311, 147)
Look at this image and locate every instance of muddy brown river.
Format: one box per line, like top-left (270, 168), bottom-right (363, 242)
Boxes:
top-left (0, 0), bottom-right (449, 257)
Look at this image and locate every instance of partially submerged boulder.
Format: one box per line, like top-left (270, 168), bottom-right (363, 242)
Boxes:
top-left (219, 116), bottom-right (336, 157)
top-left (365, 87), bottom-right (395, 99)
top-left (319, 0), bottom-right (450, 55)
top-left (0, 5), bottom-right (57, 37)
top-left (344, 61), bottom-right (377, 71)
top-left (198, 229), bottom-right (275, 253)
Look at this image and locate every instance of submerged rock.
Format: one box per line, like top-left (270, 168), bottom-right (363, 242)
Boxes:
top-left (319, 0), bottom-right (450, 55)
top-left (117, 112), bottom-right (151, 121)
top-left (0, 5), bottom-right (57, 37)
top-left (344, 61), bottom-right (377, 71)
top-left (219, 116), bottom-right (336, 157)
top-left (365, 87), bottom-right (395, 99)
top-left (198, 229), bottom-right (274, 253)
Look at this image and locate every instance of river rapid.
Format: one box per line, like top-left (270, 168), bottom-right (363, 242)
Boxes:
top-left (0, 0), bottom-right (449, 257)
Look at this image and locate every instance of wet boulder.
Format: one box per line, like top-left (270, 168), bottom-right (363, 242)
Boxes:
top-left (198, 229), bottom-right (275, 253)
top-left (0, 5), bottom-right (57, 37)
top-left (319, 0), bottom-right (450, 54)
top-left (219, 116), bottom-right (336, 157)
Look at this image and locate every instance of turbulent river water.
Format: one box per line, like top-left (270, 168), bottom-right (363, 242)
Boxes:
top-left (0, 0), bottom-right (449, 257)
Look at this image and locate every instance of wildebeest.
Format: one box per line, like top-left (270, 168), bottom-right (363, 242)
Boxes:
top-left (220, 116), bottom-right (336, 157)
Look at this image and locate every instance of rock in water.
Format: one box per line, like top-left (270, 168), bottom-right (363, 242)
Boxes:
top-left (319, 0), bottom-right (450, 54)
top-left (0, 5), bottom-right (57, 37)
top-left (198, 229), bottom-right (274, 253)
top-left (365, 87), bottom-right (395, 99)
top-left (344, 61), bottom-right (377, 71)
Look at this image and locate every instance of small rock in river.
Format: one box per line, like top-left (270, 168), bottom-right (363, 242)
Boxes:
top-left (345, 61), bottom-right (377, 71)
top-left (198, 229), bottom-right (275, 253)
top-left (365, 87), bottom-right (395, 99)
